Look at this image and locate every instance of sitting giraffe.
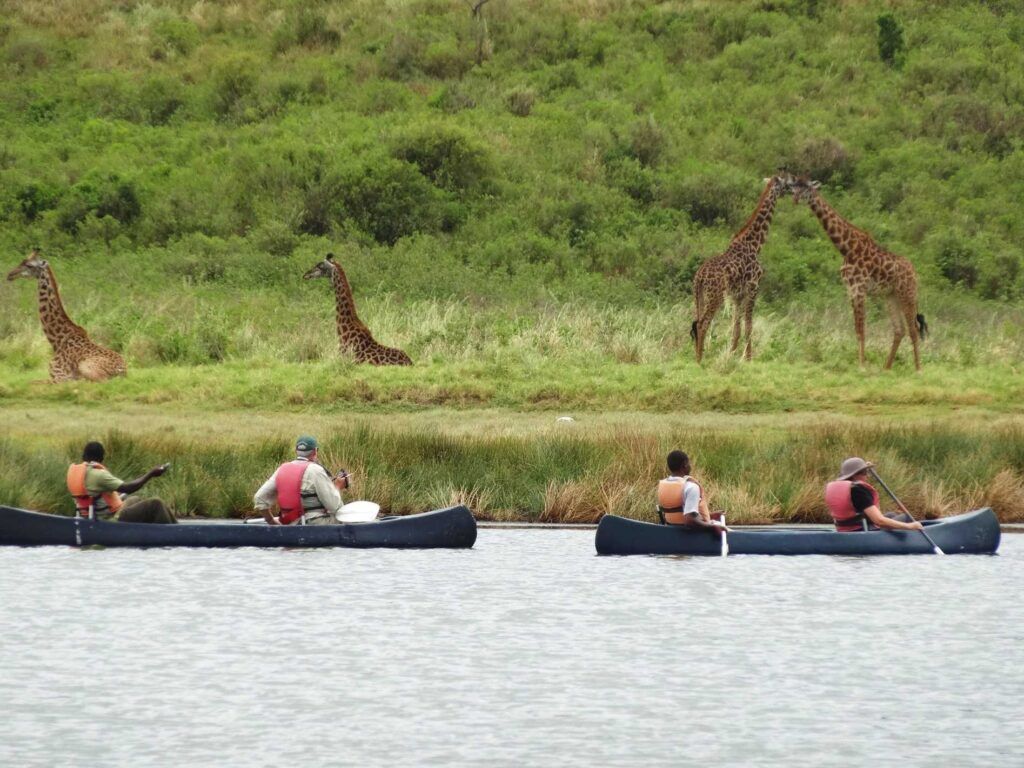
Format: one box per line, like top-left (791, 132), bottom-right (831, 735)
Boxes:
top-left (303, 253), bottom-right (413, 366)
top-left (790, 177), bottom-right (927, 370)
top-left (690, 174), bottom-right (790, 362)
top-left (6, 249), bottom-right (126, 382)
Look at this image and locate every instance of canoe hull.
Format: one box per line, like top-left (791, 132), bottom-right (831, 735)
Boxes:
top-left (595, 508), bottom-right (1000, 556)
top-left (0, 505), bottom-right (477, 549)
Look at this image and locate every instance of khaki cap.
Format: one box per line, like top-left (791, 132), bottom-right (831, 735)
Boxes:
top-left (838, 457), bottom-right (874, 480)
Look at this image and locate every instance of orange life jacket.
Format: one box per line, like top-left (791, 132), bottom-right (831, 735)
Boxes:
top-left (67, 462), bottom-right (123, 519)
top-left (825, 480), bottom-right (879, 532)
top-left (657, 476), bottom-right (703, 525)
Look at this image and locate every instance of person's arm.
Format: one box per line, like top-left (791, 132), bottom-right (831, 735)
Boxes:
top-left (863, 504), bottom-right (923, 531)
top-left (116, 464), bottom-right (169, 495)
top-left (311, 465), bottom-right (345, 515)
top-left (253, 472), bottom-right (280, 524)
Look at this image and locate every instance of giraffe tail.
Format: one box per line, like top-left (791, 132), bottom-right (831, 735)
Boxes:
top-left (916, 313), bottom-right (928, 340)
top-left (690, 321), bottom-right (698, 342)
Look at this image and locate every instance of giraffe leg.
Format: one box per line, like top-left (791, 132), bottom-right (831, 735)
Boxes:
top-left (851, 295), bottom-right (866, 367)
top-left (883, 298), bottom-right (905, 370)
top-left (49, 357), bottom-right (76, 383)
top-left (729, 295), bottom-right (742, 354)
top-left (902, 303), bottom-right (922, 371)
top-left (695, 291), bottom-right (725, 364)
top-left (743, 290), bottom-right (758, 361)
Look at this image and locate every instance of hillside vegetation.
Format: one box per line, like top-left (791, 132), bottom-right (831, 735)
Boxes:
top-left (0, 1), bottom-right (1021, 373)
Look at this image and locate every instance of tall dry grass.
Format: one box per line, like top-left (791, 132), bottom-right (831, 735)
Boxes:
top-left (3, 418), bottom-right (1022, 523)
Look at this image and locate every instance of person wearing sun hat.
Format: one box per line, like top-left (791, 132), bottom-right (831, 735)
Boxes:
top-left (253, 435), bottom-right (350, 526)
top-left (824, 457), bottom-right (924, 533)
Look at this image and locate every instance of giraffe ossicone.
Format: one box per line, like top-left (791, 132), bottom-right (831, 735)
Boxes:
top-left (6, 249), bottom-right (127, 382)
top-left (303, 253), bottom-right (413, 366)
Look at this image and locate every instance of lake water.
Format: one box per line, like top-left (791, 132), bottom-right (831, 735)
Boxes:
top-left (1, 530), bottom-right (1021, 767)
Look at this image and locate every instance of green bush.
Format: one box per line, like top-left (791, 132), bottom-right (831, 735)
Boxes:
top-left (391, 126), bottom-right (494, 195)
top-left (877, 13), bottom-right (905, 67)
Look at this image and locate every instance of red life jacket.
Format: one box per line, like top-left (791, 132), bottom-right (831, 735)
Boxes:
top-left (657, 476), bottom-right (703, 525)
top-left (67, 462), bottom-right (124, 519)
top-left (275, 460), bottom-right (320, 525)
top-left (825, 480), bottom-right (879, 532)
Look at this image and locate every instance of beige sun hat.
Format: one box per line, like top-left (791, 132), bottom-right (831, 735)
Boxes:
top-left (838, 457), bottom-right (874, 480)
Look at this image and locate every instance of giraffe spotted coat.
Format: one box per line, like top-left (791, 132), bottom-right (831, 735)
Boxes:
top-left (6, 250), bottom-right (126, 382)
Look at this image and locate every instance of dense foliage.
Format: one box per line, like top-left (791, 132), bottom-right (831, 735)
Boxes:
top-left (0, 0), bottom-right (1021, 318)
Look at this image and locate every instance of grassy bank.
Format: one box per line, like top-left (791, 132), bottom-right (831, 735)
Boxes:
top-left (3, 406), bottom-right (1023, 523)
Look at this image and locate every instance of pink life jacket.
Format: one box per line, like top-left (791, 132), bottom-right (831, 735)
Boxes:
top-left (276, 460), bottom-right (314, 525)
top-left (825, 480), bottom-right (880, 532)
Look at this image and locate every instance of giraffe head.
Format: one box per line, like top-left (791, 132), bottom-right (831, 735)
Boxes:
top-left (303, 252), bottom-right (338, 280)
top-left (6, 248), bottom-right (47, 282)
top-left (788, 175), bottom-right (821, 205)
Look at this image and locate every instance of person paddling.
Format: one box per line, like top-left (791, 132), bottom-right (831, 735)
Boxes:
top-left (824, 457), bottom-right (923, 533)
top-left (253, 435), bottom-right (350, 526)
top-left (67, 441), bottom-right (176, 524)
top-left (656, 450), bottom-right (722, 533)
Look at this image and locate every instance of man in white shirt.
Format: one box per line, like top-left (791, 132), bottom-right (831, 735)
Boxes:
top-left (656, 450), bottom-right (720, 531)
top-left (253, 435), bottom-right (350, 525)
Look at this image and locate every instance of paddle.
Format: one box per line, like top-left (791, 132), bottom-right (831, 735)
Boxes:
top-left (868, 468), bottom-right (945, 555)
top-left (718, 512), bottom-right (729, 557)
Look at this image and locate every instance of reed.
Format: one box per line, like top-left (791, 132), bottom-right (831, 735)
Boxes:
top-left (3, 412), bottom-right (1022, 523)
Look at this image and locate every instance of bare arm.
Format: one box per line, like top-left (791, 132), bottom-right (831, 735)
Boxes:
top-left (117, 464), bottom-right (168, 495)
top-left (864, 505), bottom-right (923, 531)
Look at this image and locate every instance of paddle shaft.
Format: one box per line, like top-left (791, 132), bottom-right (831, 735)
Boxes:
top-left (868, 469), bottom-right (945, 555)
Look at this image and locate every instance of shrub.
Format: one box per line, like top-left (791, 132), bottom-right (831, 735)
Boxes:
top-left (630, 115), bottom-right (666, 167)
top-left (788, 137), bottom-right (856, 187)
top-left (295, 9), bottom-right (340, 49)
top-left (153, 16), bottom-right (200, 57)
top-left (934, 235), bottom-right (979, 289)
top-left (16, 183), bottom-right (61, 222)
top-left (429, 83), bottom-right (476, 113)
top-left (138, 76), bottom-right (185, 125)
top-left (877, 13), bottom-right (905, 67)
top-left (5, 39), bottom-right (48, 72)
top-left (210, 57), bottom-right (259, 120)
top-left (506, 88), bottom-right (535, 116)
top-left (422, 39), bottom-right (470, 79)
top-left (338, 157), bottom-right (443, 245)
top-left (55, 175), bottom-right (142, 234)
top-left (391, 126), bottom-right (494, 195)
top-left (659, 170), bottom-right (750, 228)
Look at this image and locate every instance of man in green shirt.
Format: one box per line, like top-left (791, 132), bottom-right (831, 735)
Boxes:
top-left (68, 441), bottom-right (177, 524)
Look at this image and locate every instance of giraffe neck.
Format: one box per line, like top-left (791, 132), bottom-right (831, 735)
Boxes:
top-left (36, 266), bottom-right (81, 348)
top-left (731, 181), bottom-right (780, 255)
top-left (330, 264), bottom-right (363, 332)
top-left (806, 192), bottom-right (857, 259)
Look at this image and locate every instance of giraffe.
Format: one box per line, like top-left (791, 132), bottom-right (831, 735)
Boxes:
top-left (303, 253), bottom-right (413, 366)
top-left (690, 174), bottom-right (790, 362)
top-left (790, 177), bottom-right (926, 371)
top-left (6, 249), bottom-right (126, 382)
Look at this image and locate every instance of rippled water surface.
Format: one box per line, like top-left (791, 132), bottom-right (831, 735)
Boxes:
top-left (1, 531), bottom-right (1021, 767)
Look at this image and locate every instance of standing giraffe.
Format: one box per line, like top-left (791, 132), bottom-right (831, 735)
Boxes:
top-left (690, 174), bottom-right (790, 362)
top-left (790, 177), bottom-right (926, 370)
top-left (6, 249), bottom-right (126, 382)
top-left (303, 253), bottom-right (413, 366)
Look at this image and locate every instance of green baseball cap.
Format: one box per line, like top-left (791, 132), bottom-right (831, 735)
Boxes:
top-left (295, 435), bottom-right (319, 452)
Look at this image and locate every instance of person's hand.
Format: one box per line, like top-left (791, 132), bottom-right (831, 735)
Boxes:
top-left (909, 521), bottom-right (924, 530)
top-left (333, 469), bottom-right (350, 490)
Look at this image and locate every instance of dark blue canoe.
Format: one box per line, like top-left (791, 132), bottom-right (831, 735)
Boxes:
top-left (595, 508), bottom-right (1000, 556)
top-left (0, 504), bottom-right (476, 549)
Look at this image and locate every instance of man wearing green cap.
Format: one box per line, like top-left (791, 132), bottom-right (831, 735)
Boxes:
top-left (253, 436), bottom-right (350, 525)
